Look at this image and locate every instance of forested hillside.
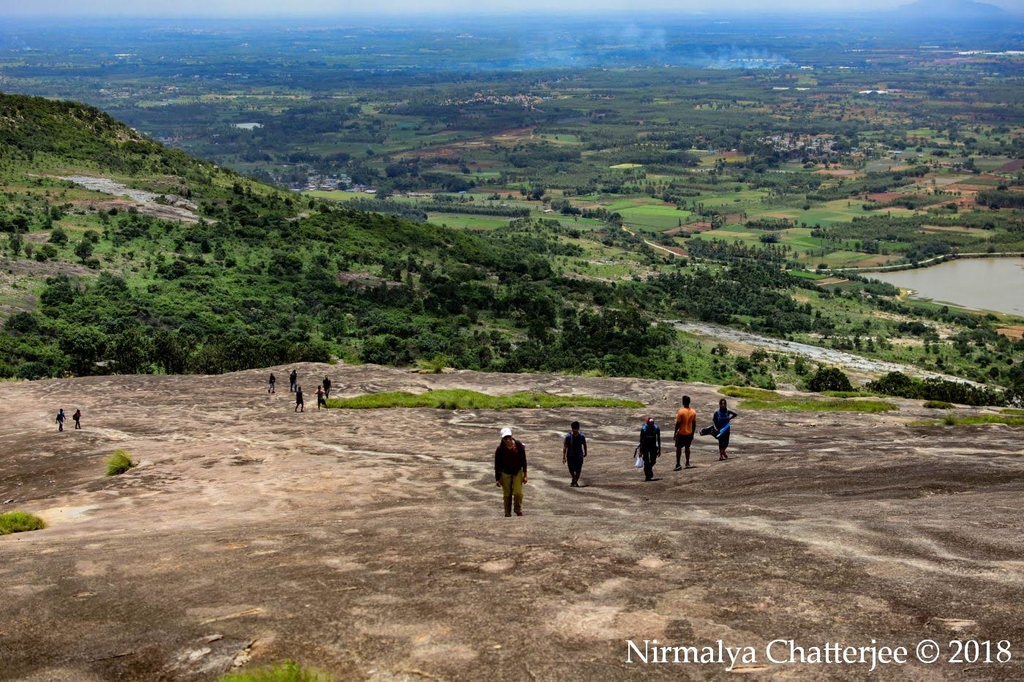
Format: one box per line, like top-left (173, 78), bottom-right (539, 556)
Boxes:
top-left (0, 93), bottom-right (691, 381)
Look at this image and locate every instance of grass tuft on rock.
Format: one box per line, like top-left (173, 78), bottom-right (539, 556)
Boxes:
top-left (0, 511), bottom-right (46, 535)
top-left (720, 386), bottom-right (897, 413)
top-left (327, 389), bottom-right (643, 410)
top-left (912, 414), bottom-right (1024, 428)
top-left (218, 661), bottom-right (333, 682)
top-left (105, 449), bottom-right (136, 476)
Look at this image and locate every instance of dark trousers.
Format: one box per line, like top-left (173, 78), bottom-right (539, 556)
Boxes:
top-left (74, 419), bottom-right (81, 429)
top-left (567, 455), bottom-right (583, 483)
top-left (642, 446), bottom-right (658, 480)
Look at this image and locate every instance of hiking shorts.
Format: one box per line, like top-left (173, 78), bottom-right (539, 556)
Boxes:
top-left (675, 433), bottom-right (694, 448)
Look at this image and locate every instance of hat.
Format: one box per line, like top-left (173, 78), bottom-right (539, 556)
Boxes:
top-left (500, 427), bottom-right (513, 439)
top-left (646, 417), bottom-right (655, 424)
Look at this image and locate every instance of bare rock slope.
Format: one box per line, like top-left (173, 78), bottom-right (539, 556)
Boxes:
top-left (1, 364), bottom-right (1022, 680)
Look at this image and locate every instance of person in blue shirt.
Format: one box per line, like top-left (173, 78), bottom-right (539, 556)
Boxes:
top-left (712, 399), bottom-right (738, 461)
top-left (638, 417), bottom-right (661, 481)
top-left (562, 421), bottom-right (588, 487)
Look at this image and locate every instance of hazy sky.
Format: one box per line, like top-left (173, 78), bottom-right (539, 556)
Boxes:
top-left (2, 0), bottom-right (1020, 17)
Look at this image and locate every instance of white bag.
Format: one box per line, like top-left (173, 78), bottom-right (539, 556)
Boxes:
top-left (634, 454), bottom-right (644, 469)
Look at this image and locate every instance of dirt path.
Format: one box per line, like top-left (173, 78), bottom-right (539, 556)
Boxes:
top-left (1, 364), bottom-right (1022, 680)
top-left (62, 176), bottom-right (203, 223)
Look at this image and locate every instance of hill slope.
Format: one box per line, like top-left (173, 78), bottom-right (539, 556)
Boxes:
top-left (1, 365), bottom-right (1022, 680)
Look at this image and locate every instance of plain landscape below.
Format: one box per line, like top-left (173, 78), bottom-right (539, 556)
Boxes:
top-left (2, 363), bottom-right (1023, 680)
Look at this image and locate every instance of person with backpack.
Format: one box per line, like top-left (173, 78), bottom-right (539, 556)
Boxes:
top-left (295, 385), bottom-right (304, 413)
top-left (674, 395), bottom-right (697, 471)
top-left (55, 408), bottom-right (66, 432)
top-left (72, 409), bottom-right (82, 430)
top-left (638, 416), bottom-right (661, 481)
top-left (322, 375), bottom-right (332, 399)
top-left (494, 427), bottom-right (528, 517)
top-left (713, 399), bottom-right (738, 461)
top-left (562, 421), bottom-right (588, 487)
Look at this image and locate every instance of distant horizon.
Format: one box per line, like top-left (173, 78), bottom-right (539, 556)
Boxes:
top-left (2, 0), bottom-right (1021, 19)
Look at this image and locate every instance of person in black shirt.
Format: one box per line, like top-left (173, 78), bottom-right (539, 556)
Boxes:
top-left (295, 385), bottom-right (304, 412)
top-left (638, 417), bottom-right (661, 481)
top-left (562, 421), bottom-right (588, 487)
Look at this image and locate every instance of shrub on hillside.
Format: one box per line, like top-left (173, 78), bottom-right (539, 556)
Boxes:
top-left (807, 367), bottom-right (853, 393)
top-left (867, 372), bottom-right (1005, 407)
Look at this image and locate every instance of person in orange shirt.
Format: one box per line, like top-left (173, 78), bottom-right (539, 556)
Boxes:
top-left (674, 395), bottom-right (697, 471)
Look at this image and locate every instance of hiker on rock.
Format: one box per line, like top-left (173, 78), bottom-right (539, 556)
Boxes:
top-left (713, 399), bottom-right (738, 461)
top-left (55, 408), bottom-right (66, 432)
top-left (562, 421), bottom-right (588, 488)
top-left (495, 427), bottom-right (528, 517)
top-left (638, 416), bottom-right (661, 481)
top-left (295, 385), bottom-right (304, 412)
top-left (289, 369), bottom-right (298, 393)
top-left (268, 373), bottom-right (276, 394)
top-left (674, 395), bottom-right (697, 471)
top-left (72, 408), bottom-right (82, 430)
top-left (322, 375), bottom-right (332, 399)
top-left (316, 385), bottom-right (327, 411)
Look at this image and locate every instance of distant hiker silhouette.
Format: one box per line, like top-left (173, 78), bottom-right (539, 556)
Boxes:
top-left (562, 421), bottom-right (587, 487)
top-left (674, 395), bottom-right (696, 470)
top-left (72, 409), bottom-right (81, 430)
top-left (268, 373), bottom-right (276, 394)
top-left (56, 408), bottom-right (66, 432)
top-left (289, 370), bottom-right (298, 393)
top-left (638, 417), bottom-right (661, 481)
top-left (712, 399), bottom-right (738, 461)
top-left (322, 375), bottom-right (332, 399)
top-left (295, 386), bottom-right (304, 412)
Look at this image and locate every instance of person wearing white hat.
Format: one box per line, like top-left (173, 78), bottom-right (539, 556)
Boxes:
top-left (494, 427), bottom-right (528, 517)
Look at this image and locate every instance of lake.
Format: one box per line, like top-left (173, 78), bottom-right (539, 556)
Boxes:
top-left (869, 258), bottom-right (1024, 317)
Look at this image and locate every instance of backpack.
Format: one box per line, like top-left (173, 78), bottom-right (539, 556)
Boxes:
top-left (641, 423), bottom-right (658, 443)
top-left (565, 432), bottom-right (584, 455)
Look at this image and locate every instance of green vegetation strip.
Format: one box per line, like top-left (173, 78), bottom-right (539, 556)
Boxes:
top-left (0, 511), bottom-right (46, 535)
top-left (720, 386), bottom-right (897, 413)
top-left (327, 389), bottom-right (643, 410)
top-left (219, 661), bottom-right (333, 682)
top-left (910, 415), bottom-right (1024, 428)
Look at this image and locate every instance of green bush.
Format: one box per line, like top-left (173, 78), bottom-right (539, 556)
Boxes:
top-left (105, 449), bottom-right (136, 476)
top-left (807, 367), bottom-right (853, 393)
top-left (0, 511), bottom-right (46, 534)
top-left (924, 400), bottom-right (956, 409)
